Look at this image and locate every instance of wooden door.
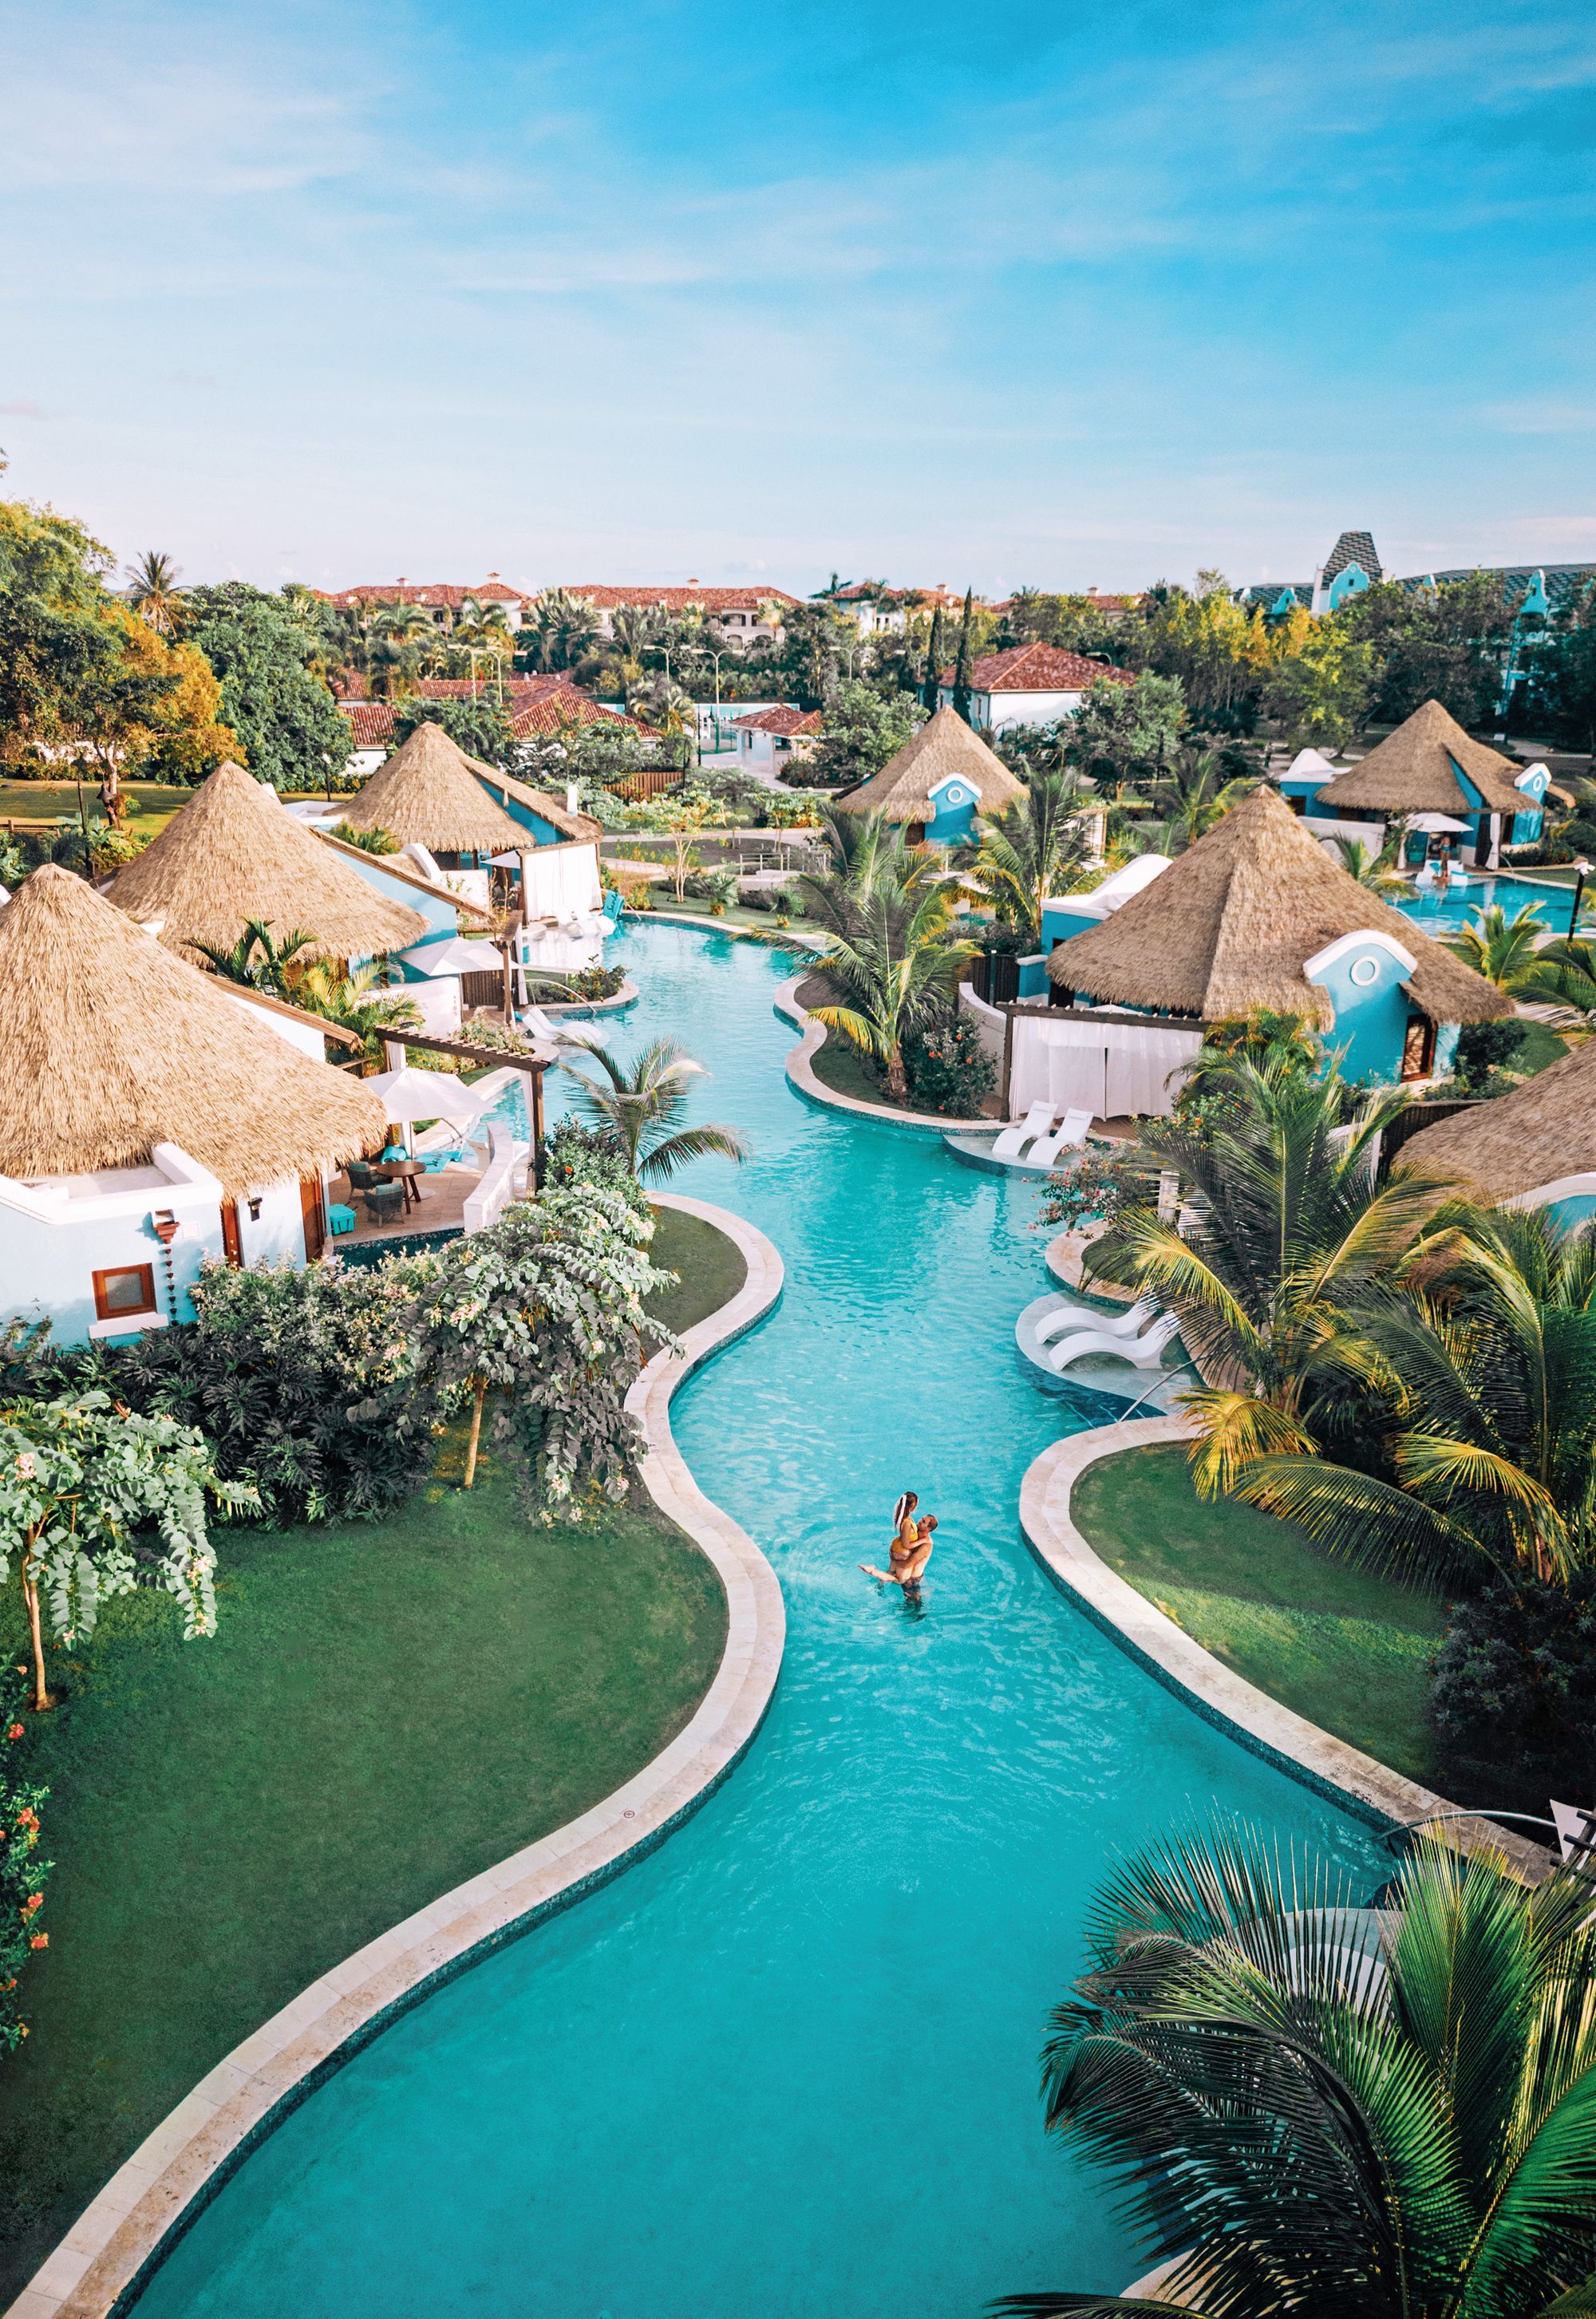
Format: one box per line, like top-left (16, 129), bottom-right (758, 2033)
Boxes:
top-left (219, 1199), bottom-right (243, 1267)
top-left (299, 1175), bottom-right (327, 1261)
top-left (1400, 1016), bottom-right (1435, 1082)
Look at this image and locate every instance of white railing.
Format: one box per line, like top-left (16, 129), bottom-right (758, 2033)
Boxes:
top-left (462, 1124), bottom-right (531, 1233)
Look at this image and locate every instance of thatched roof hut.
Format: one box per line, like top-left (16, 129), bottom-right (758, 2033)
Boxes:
top-left (338, 721), bottom-right (528, 852)
top-left (1045, 786), bottom-right (1511, 1029)
top-left (0, 867), bottom-right (387, 1196)
top-left (1395, 1044), bottom-right (1596, 1202)
top-left (834, 706), bottom-right (1025, 820)
top-left (1316, 699), bottom-right (1526, 817)
top-left (104, 760), bottom-right (429, 964)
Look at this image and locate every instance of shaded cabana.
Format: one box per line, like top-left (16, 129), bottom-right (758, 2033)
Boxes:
top-left (834, 706), bottom-right (1024, 843)
top-left (335, 721), bottom-right (534, 862)
top-left (1309, 699), bottom-right (1548, 864)
top-left (105, 760), bottom-right (428, 966)
top-left (1395, 1040), bottom-right (1596, 1223)
top-left (1041, 786), bottom-right (1508, 1091)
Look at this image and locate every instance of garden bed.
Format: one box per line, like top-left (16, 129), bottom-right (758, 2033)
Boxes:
top-left (0, 1225), bottom-right (744, 2303)
top-left (1071, 1443), bottom-right (1445, 1788)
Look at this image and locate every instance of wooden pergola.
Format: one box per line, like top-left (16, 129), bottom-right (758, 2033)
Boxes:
top-left (385, 1028), bottom-right (551, 1187)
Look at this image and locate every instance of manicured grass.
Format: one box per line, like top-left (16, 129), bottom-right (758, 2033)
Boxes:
top-left (0, 778), bottom-right (196, 840)
top-left (0, 1456), bottom-right (727, 2300)
top-left (1508, 1020), bottom-right (1568, 1078)
top-left (1071, 1444), bottom-right (1445, 1788)
top-left (646, 1204), bottom-right (748, 1341)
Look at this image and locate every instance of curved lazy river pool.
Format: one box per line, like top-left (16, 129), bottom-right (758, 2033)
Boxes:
top-left (132, 921), bottom-right (1381, 2317)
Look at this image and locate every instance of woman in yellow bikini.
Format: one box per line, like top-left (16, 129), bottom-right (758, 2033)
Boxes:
top-left (859, 1493), bottom-right (935, 1587)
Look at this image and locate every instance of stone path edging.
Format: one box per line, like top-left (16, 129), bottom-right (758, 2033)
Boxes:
top-left (774, 974), bottom-right (1005, 1137)
top-left (1020, 1416), bottom-right (1549, 1881)
top-left (10, 1197), bottom-right (786, 2319)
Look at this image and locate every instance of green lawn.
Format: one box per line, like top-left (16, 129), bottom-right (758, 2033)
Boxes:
top-left (646, 1203), bottom-right (748, 1340)
top-left (1071, 1444), bottom-right (1445, 1788)
top-left (0, 778), bottom-right (196, 840)
top-left (0, 1224), bottom-right (746, 2300)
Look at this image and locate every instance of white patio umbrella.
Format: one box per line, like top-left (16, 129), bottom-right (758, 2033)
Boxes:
top-left (363, 1064), bottom-right (489, 1155)
top-left (1403, 812), bottom-right (1472, 835)
top-left (397, 936), bottom-right (504, 977)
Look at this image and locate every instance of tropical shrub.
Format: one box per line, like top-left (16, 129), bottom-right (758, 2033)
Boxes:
top-left (1452, 1016), bottom-right (1529, 1092)
top-left (328, 819), bottom-right (399, 855)
top-left (541, 1119), bottom-right (651, 1216)
top-left (0, 1392), bottom-right (246, 1709)
top-left (1431, 1570), bottom-right (1596, 1801)
top-left (559, 1036), bottom-right (749, 1181)
top-left (903, 1016), bottom-right (995, 1116)
top-left (0, 1667), bottom-right (51, 2056)
top-left (1004, 1820), bottom-right (1596, 2318)
top-left (411, 1182), bottom-right (667, 1507)
top-left (86, 1258), bottom-right (437, 1526)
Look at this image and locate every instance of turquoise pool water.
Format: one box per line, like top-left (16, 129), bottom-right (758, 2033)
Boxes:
top-left (133, 923), bottom-right (1380, 2317)
top-left (1393, 870), bottom-right (1583, 937)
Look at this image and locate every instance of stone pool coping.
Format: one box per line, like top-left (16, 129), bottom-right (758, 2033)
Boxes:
top-left (9, 1195), bottom-right (786, 2319)
top-left (774, 973), bottom-right (1006, 1136)
top-left (1019, 1415), bottom-right (1551, 1882)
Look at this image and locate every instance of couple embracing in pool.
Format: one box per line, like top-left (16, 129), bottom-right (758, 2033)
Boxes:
top-left (860, 1490), bottom-right (937, 1591)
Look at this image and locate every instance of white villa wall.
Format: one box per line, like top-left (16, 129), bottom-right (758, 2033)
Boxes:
top-left (943, 685), bottom-right (1088, 736)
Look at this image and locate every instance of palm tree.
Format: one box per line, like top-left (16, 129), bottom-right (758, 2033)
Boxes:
top-left (455, 597), bottom-right (514, 697)
top-left (559, 1037), bottom-right (749, 1181)
top-left (1000, 1820), bottom-right (1596, 2319)
top-left (1446, 903), bottom-right (1549, 996)
top-left (328, 819), bottom-right (399, 855)
top-left (1152, 748), bottom-right (1257, 851)
top-left (970, 770), bottom-right (1093, 946)
top-left (1522, 932), bottom-right (1596, 1036)
top-left (1233, 1205), bottom-right (1596, 1590)
top-left (124, 550), bottom-right (184, 635)
top-left (371, 602), bottom-right (437, 697)
top-left (194, 919), bottom-right (317, 993)
top-left (1089, 1057), bottom-right (1456, 1495)
top-left (1329, 829), bottom-right (1409, 892)
top-left (804, 848), bottom-right (973, 1100)
top-left (294, 960), bottom-right (423, 1069)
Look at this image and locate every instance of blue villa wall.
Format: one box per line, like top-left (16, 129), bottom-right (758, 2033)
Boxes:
top-left (1308, 943), bottom-right (1419, 1082)
top-left (924, 776), bottom-right (981, 845)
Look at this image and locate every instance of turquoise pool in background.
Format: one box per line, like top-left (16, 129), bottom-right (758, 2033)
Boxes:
top-left (132, 922), bottom-right (1381, 2319)
top-left (1392, 870), bottom-right (1584, 937)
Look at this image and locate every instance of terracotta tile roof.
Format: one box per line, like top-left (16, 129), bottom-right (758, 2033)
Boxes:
top-left (558, 585), bottom-right (800, 614)
top-left (831, 584), bottom-right (970, 610)
top-left (948, 643), bottom-right (1135, 693)
top-left (733, 705), bottom-right (824, 736)
top-left (316, 579), bottom-right (527, 610)
top-left (339, 683), bottom-right (652, 752)
top-left (342, 702), bottom-right (396, 749)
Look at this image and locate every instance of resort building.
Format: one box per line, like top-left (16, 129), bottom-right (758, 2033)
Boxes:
top-left (1293, 699), bottom-right (1551, 867)
top-left (338, 679), bottom-right (645, 780)
top-left (0, 867), bottom-right (387, 1348)
top-left (733, 704), bottom-right (823, 772)
top-left (833, 706), bottom-right (1023, 843)
top-left (827, 584), bottom-right (970, 637)
top-left (105, 760), bottom-right (429, 967)
top-left (549, 585), bottom-right (800, 650)
top-left (317, 577), bottom-right (528, 630)
top-left (1008, 786), bottom-right (1511, 1120)
top-left (937, 643), bottom-right (1134, 737)
top-left (334, 720), bottom-right (611, 980)
top-left (1396, 1041), bottom-right (1596, 1228)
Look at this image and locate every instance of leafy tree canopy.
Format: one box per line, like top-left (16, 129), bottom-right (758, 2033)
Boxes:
top-left (1337, 571), bottom-right (1516, 730)
top-left (805, 678), bottom-right (921, 788)
top-left (391, 692), bottom-right (516, 767)
top-left (1066, 670), bottom-right (1187, 792)
top-left (184, 581), bottom-right (352, 791)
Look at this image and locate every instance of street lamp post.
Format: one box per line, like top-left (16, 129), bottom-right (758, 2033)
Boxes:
top-left (1570, 859), bottom-right (1591, 939)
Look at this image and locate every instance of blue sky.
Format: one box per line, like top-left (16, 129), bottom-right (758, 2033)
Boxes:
top-left (3, 0), bottom-right (1594, 595)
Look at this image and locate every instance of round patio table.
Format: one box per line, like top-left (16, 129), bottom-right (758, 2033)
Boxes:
top-left (374, 1157), bottom-right (425, 1211)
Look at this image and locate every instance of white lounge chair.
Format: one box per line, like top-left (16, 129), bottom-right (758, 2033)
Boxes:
top-left (1049, 1310), bottom-right (1183, 1374)
top-left (990, 1100), bottom-right (1056, 1163)
top-left (1025, 1107), bottom-right (1094, 1169)
top-left (1035, 1294), bottom-right (1159, 1345)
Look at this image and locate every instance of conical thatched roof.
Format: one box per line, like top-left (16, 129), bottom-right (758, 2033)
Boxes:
top-left (833, 706), bottom-right (1025, 820)
top-left (104, 761), bottom-right (428, 965)
top-left (338, 721), bottom-right (528, 851)
top-left (1396, 1044), bottom-right (1596, 1202)
top-left (1317, 699), bottom-right (1525, 816)
top-left (1044, 786), bottom-right (1511, 1029)
top-left (0, 867), bottom-right (387, 1196)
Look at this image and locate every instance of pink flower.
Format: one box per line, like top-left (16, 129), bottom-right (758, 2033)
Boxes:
top-left (13, 1453), bottom-right (35, 1480)
top-left (4, 1725), bottom-right (20, 1743)
top-left (22, 1893), bottom-right (41, 1914)
top-left (29, 1934), bottom-right (46, 1950)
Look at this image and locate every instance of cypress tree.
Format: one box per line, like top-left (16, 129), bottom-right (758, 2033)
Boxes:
top-left (922, 607), bottom-right (945, 714)
top-left (951, 587), bottom-right (974, 723)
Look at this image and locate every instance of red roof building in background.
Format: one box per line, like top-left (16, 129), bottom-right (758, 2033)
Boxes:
top-left (731, 702), bottom-right (823, 772)
top-left (937, 642), bottom-right (1133, 737)
top-left (338, 678), bottom-right (651, 770)
top-left (317, 575), bottom-right (529, 628)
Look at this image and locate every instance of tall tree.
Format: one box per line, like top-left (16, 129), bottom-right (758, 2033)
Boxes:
top-left (1003, 1821), bottom-right (1596, 2319)
top-left (559, 1036), bottom-right (749, 1182)
top-left (124, 550), bottom-right (185, 637)
top-left (951, 587), bottom-right (975, 722)
top-left (183, 583), bottom-right (354, 790)
top-left (1530, 576), bottom-right (1596, 755)
top-left (921, 606), bottom-right (945, 713)
top-left (972, 770), bottom-right (1093, 945)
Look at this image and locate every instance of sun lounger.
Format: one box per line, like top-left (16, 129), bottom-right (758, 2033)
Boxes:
top-left (1048, 1310), bottom-right (1183, 1374)
top-left (1035, 1294), bottom-right (1159, 1345)
top-left (990, 1100), bottom-right (1056, 1163)
top-left (1025, 1107), bottom-right (1094, 1169)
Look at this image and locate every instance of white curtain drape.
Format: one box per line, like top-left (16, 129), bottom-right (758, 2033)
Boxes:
top-left (1010, 1016), bottom-right (1202, 1120)
top-left (520, 843), bottom-right (602, 919)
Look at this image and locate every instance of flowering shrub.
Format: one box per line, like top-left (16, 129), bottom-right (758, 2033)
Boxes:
top-left (903, 1017), bottom-right (996, 1118)
top-left (0, 1665), bottom-right (50, 2056)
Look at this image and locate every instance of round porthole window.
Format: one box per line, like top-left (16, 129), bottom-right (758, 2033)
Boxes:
top-left (1349, 954), bottom-right (1380, 987)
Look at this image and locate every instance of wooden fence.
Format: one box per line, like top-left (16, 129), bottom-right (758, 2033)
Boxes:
top-left (610, 764), bottom-right (684, 803)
